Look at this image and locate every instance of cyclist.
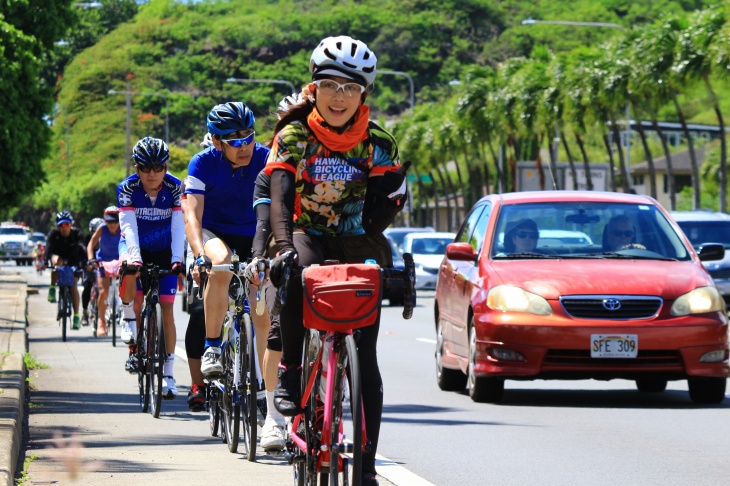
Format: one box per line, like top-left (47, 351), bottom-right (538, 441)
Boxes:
top-left (266, 36), bottom-right (407, 485)
top-left (118, 136), bottom-right (185, 399)
top-left (81, 217), bottom-right (104, 327)
top-left (45, 210), bottom-right (87, 330)
top-left (86, 206), bottom-right (122, 337)
top-left (182, 102), bottom-right (271, 387)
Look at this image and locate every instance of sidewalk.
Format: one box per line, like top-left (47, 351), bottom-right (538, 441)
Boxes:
top-left (0, 267), bottom-right (28, 486)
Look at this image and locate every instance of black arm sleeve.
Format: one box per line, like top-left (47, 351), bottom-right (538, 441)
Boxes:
top-left (252, 203), bottom-right (271, 258)
top-left (269, 169), bottom-right (296, 254)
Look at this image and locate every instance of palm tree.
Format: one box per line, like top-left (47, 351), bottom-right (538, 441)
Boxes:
top-left (675, 7), bottom-right (727, 212)
top-left (545, 53), bottom-right (578, 190)
top-left (564, 48), bottom-right (595, 191)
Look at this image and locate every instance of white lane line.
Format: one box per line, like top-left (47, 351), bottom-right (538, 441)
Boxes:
top-left (417, 338), bottom-right (436, 344)
top-left (376, 453), bottom-right (435, 486)
top-left (175, 346), bottom-right (188, 363)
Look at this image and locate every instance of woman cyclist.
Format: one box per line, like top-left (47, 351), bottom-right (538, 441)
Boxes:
top-left (87, 206), bottom-right (122, 336)
top-left (266, 35), bottom-right (407, 485)
top-left (118, 136), bottom-right (185, 399)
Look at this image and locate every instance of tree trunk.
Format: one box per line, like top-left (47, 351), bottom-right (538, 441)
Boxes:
top-left (549, 126), bottom-right (561, 190)
top-left (630, 99), bottom-right (656, 199)
top-left (609, 115), bottom-right (631, 193)
top-left (536, 133), bottom-right (546, 190)
top-left (649, 108), bottom-right (676, 210)
top-left (429, 170), bottom-right (440, 230)
top-left (672, 94), bottom-right (700, 209)
top-left (442, 164), bottom-right (460, 229)
top-left (561, 131), bottom-right (578, 190)
top-left (507, 135), bottom-right (517, 192)
top-left (413, 165), bottom-right (429, 227)
top-left (603, 133), bottom-right (618, 192)
top-left (704, 75), bottom-right (727, 213)
top-left (452, 156), bottom-right (468, 223)
top-left (575, 133), bottom-right (594, 191)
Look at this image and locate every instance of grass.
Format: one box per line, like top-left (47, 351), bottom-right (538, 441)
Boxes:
top-left (15, 453), bottom-right (39, 485)
top-left (23, 353), bottom-right (49, 370)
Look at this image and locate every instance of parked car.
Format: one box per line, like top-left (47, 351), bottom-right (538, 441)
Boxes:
top-left (383, 226), bottom-right (435, 255)
top-left (29, 232), bottom-right (47, 245)
top-left (402, 232), bottom-right (456, 289)
top-left (383, 235), bottom-right (405, 306)
top-left (671, 210), bottom-right (730, 306)
top-left (435, 191), bottom-right (728, 404)
top-left (0, 223), bottom-right (34, 266)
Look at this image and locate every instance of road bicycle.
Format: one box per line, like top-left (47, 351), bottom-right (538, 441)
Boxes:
top-left (127, 262), bottom-right (177, 418)
top-left (200, 254), bottom-right (266, 460)
top-left (54, 265), bottom-right (81, 342)
top-left (87, 278), bottom-right (100, 337)
top-left (279, 253), bottom-right (416, 486)
top-left (100, 260), bottom-right (122, 346)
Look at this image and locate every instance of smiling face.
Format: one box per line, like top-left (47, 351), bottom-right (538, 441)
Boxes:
top-left (310, 76), bottom-right (364, 127)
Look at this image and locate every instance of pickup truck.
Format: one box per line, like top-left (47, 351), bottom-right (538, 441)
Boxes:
top-left (0, 224), bottom-right (34, 266)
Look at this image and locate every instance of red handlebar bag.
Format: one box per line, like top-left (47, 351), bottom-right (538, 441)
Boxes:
top-left (302, 263), bottom-right (382, 332)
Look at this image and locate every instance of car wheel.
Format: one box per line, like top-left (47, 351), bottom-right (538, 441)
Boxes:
top-left (467, 324), bottom-right (504, 403)
top-left (635, 378), bottom-right (667, 393)
top-left (435, 318), bottom-right (466, 391)
top-left (688, 377), bottom-right (727, 404)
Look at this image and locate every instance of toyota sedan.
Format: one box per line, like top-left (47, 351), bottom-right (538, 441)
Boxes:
top-left (434, 191), bottom-right (729, 404)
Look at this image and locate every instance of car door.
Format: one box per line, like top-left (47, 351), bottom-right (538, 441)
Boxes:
top-left (440, 203), bottom-right (489, 357)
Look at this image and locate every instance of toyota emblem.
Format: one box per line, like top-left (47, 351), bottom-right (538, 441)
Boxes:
top-left (602, 298), bottom-right (622, 311)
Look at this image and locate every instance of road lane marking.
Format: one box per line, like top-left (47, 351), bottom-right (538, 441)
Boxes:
top-left (376, 454), bottom-right (436, 486)
top-left (417, 338), bottom-right (436, 344)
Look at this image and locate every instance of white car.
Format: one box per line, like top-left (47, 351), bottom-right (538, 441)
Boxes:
top-left (0, 224), bottom-right (34, 266)
top-left (402, 232), bottom-right (456, 289)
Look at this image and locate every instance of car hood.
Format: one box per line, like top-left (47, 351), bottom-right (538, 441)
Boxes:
top-left (488, 259), bottom-right (714, 300)
top-left (413, 254), bottom-right (445, 269)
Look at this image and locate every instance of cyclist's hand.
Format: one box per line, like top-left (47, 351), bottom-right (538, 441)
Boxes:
top-left (124, 262), bottom-right (142, 276)
top-left (244, 256), bottom-right (268, 284)
top-left (269, 250), bottom-right (296, 288)
top-left (192, 254), bottom-right (211, 285)
top-left (171, 262), bottom-right (184, 275)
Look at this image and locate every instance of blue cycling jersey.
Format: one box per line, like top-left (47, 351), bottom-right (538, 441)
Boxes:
top-left (96, 225), bottom-right (120, 262)
top-left (184, 143), bottom-right (270, 236)
top-left (117, 173), bottom-right (185, 263)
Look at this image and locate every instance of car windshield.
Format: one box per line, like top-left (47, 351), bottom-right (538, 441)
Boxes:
top-left (410, 237), bottom-right (453, 255)
top-left (0, 228), bottom-right (27, 236)
top-left (676, 221), bottom-right (730, 250)
top-left (491, 201), bottom-right (691, 261)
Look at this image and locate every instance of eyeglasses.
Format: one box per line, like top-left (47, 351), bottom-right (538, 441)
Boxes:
top-left (611, 229), bottom-right (634, 238)
top-left (314, 79), bottom-right (366, 98)
top-left (59, 223), bottom-right (71, 228)
top-left (137, 164), bottom-right (166, 174)
top-left (516, 231), bottom-right (539, 239)
top-left (221, 132), bottom-right (255, 148)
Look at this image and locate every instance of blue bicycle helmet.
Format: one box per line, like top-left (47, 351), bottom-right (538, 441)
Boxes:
top-left (206, 102), bottom-right (255, 136)
top-left (56, 210), bottom-right (73, 226)
top-left (132, 137), bottom-right (169, 166)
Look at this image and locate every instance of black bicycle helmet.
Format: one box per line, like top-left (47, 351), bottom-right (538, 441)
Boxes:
top-left (89, 217), bottom-right (104, 233)
top-left (309, 35), bottom-right (377, 87)
top-left (206, 102), bottom-right (255, 136)
top-left (132, 136), bottom-right (170, 166)
top-left (56, 210), bottom-right (73, 225)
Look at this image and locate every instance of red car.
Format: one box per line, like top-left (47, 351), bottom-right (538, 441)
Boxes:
top-left (434, 191), bottom-right (729, 404)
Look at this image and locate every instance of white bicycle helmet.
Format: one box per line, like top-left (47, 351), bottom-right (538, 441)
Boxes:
top-left (309, 35), bottom-right (377, 87)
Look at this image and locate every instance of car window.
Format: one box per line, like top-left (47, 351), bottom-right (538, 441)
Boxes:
top-left (491, 202), bottom-right (691, 260)
top-left (676, 221), bottom-right (730, 249)
top-left (456, 204), bottom-right (485, 247)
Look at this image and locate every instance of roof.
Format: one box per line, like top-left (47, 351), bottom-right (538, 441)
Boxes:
top-left (479, 190), bottom-right (659, 206)
top-left (631, 148), bottom-right (706, 174)
top-left (670, 210), bottom-right (730, 222)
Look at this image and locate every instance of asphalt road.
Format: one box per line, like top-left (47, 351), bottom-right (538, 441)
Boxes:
top-left (17, 263), bottom-right (730, 485)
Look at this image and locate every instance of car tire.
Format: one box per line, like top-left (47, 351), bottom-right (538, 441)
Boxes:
top-left (435, 318), bottom-right (466, 391)
top-left (467, 325), bottom-right (504, 403)
top-left (687, 377), bottom-right (727, 404)
top-left (635, 378), bottom-right (667, 393)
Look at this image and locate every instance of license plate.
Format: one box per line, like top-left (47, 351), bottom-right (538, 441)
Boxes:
top-left (591, 334), bottom-right (638, 358)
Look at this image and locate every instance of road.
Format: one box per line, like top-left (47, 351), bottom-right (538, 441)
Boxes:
top-left (17, 263), bottom-right (730, 485)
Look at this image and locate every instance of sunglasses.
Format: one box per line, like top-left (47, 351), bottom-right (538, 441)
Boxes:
top-left (314, 79), bottom-right (366, 98)
top-left (516, 231), bottom-right (539, 239)
top-left (612, 229), bottom-right (634, 238)
top-left (137, 164), bottom-right (166, 174)
top-left (221, 132), bottom-right (255, 148)
top-left (59, 222), bottom-right (71, 228)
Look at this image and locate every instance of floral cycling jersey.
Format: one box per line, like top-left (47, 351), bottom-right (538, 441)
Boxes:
top-left (117, 173), bottom-right (185, 265)
top-left (264, 119), bottom-right (399, 237)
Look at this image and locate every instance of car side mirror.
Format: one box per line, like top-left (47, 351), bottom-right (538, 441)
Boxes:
top-left (445, 242), bottom-right (477, 262)
top-left (697, 243), bottom-right (725, 262)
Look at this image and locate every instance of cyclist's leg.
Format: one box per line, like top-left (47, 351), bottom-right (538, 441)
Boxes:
top-left (261, 282), bottom-right (285, 449)
top-left (71, 275), bottom-right (81, 329)
top-left (48, 255), bottom-right (60, 302)
top-left (97, 275), bottom-right (111, 333)
top-left (160, 282), bottom-right (178, 398)
top-left (200, 234), bottom-right (233, 375)
top-left (185, 294), bottom-right (206, 411)
top-left (81, 271), bottom-right (93, 325)
top-left (247, 283), bottom-right (271, 376)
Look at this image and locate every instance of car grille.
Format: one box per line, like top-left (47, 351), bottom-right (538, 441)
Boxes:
top-left (544, 349), bottom-right (683, 367)
top-left (560, 296), bottom-right (662, 319)
top-left (4, 242), bottom-right (22, 251)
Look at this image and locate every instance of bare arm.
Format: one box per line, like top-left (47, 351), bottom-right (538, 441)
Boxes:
top-left (87, 225), bottom-right (102, 260)
top-left (183, 194), bottom-right (205, 257)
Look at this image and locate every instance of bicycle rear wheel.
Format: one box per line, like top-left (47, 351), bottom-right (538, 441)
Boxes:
top-left (293, 329), bottom-right (323, 486)
top-left (89, 286), bottom-right (99, 337)
top-left (239, 312), bottom-right (258, 461)
top-left (149, 304), bottom-right (164, 418)
top-left (328, 334), bottom-right (362, 486)
top-left (222, 341), bottom-right (241, 453)
top-left (137, 329), bottom-right (150, 413)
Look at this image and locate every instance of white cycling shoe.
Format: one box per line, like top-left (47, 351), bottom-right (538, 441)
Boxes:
top-left (260, 419), bottom-right (286, 451)
top-left (162, 376), bottom-right (177, 399)
top-left (120, 319), bottom-right (136, 345)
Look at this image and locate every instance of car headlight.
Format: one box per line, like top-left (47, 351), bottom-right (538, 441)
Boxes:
top-left (487, 285), bottom-right (552, 316)
top-left (670, 286), bottom-right (726, 316)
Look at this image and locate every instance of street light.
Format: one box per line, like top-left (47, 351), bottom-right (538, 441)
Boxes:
top-left (378, 70), bottom-right (415, 110)
top-left (521, 18), bottom-right (630, 186)
top-left (226, 77), bottom-right (296, 95)
top-left (108, 87), bottom-right (170, 176)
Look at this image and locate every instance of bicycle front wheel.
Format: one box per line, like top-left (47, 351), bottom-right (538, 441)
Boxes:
top-left (239, 312), bottom-right (258, 462)
top-left (222, 341), bottom-right (240, 453)
top-left (148, 304), bottom-right (165, 418)
top-left (60, 287), bottom-right (70, 342)
top-left (294, 329), bottom-right (323, 486)
top-left (111, 291), bottom-right (119, 347)
top-left (328, 334), bottom-right (362, 486)
top-left (89, 287), bottom-right (99, 337)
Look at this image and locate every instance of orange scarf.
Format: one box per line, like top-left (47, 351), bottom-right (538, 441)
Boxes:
top-left (307, 105), bottom-right (370, 152)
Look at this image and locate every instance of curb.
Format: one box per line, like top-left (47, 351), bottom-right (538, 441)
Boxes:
top-left (0, 273), bottom-right (28, 486)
